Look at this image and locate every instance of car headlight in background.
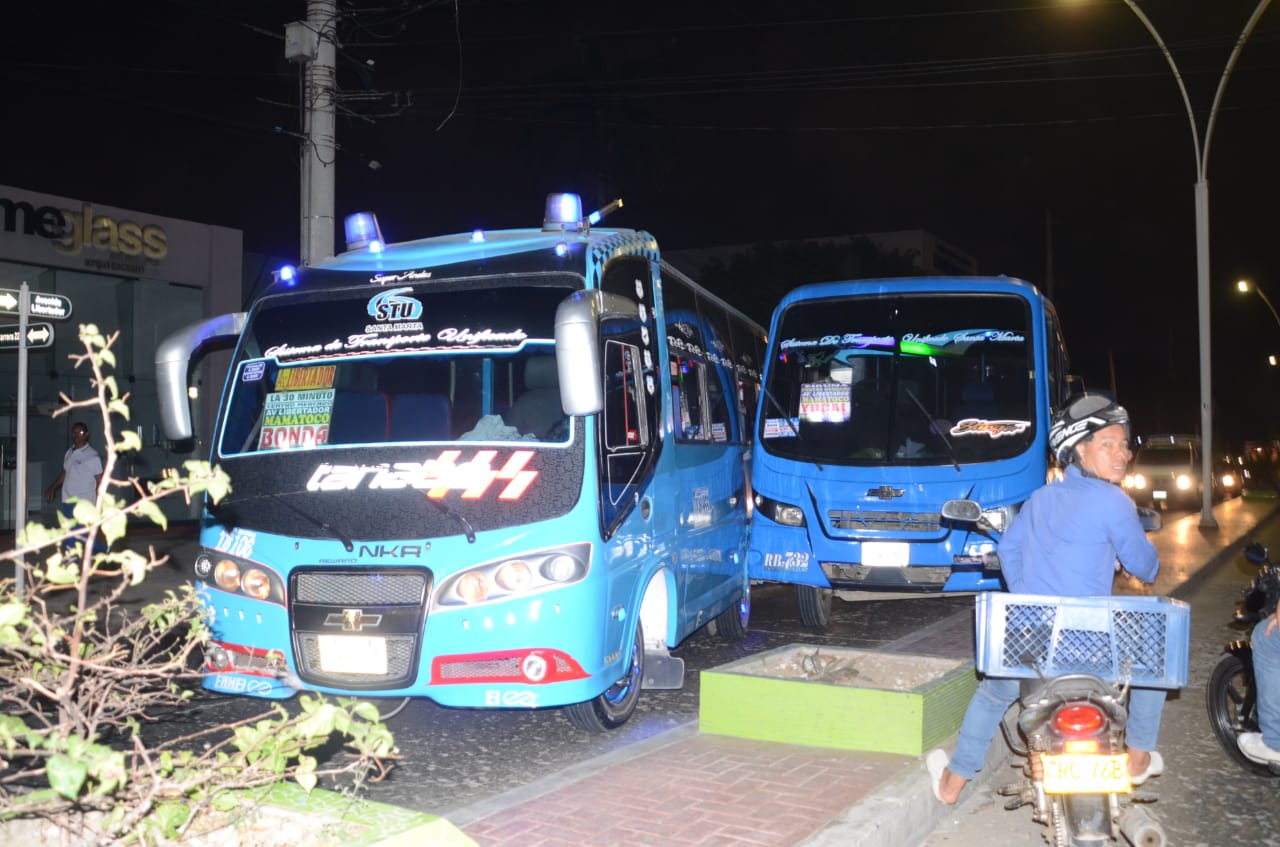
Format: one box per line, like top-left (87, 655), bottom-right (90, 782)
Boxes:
top-left (1124, 473), bottom-right (1147, 490)
top-left (1175, 474), bottom-right (1193, 491)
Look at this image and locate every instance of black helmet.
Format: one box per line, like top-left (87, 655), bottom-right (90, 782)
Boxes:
top-left (1049, 394), bottom-right (1130, 466)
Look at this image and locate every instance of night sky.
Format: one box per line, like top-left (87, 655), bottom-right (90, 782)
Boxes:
top-left (3, 0), bottom-right (1279, 449)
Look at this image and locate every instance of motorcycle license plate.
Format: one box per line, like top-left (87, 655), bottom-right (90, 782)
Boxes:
top-left (1041, 753), bottom-right (1130, 794)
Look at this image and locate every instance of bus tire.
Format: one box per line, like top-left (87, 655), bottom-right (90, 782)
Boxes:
top-left (797, 584), bottom-right (833, 629)
top-left (564, 622), bottom-right (644, 732)
top-left (710, 572), bottom-right (751, 641)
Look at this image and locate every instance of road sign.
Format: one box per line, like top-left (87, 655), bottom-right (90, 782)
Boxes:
top-left (0, 288), bottom-right (72, 320)
top-left (0, 323), bottom-right (53, 349)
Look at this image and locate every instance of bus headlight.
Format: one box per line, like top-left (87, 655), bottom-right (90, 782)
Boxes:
top-left (434, 543), bottom-right (591, 608)
top-left (196, 551), bottom-right (285, 605)
top-left (753, 494), bottom-right (806, 527)
top-left (241, 568), bottom-right (273, 601)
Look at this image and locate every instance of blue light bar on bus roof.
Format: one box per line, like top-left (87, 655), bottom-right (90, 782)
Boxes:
top-left (276, 264), bottom-right (297, 287)
top-left (543, 193), bottom-right (584, 231)
top-left (344, 212), bottom-right (385, 252)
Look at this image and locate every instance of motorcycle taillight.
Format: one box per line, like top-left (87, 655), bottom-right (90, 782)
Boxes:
top-left (1052, 703), bottom-right (1106, 736)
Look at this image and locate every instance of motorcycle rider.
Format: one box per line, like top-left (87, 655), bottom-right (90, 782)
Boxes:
top-left (928, 394), bottom-right (1167, 804)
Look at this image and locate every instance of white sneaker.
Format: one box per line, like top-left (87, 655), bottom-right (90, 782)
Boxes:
top-left (1238, 732), bottom-right (1280, 764)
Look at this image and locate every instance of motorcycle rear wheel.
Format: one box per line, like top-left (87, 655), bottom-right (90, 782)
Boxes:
top-left (1205, 651), bottom-right (1278, 776)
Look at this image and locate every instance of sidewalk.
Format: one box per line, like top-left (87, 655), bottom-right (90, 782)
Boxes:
top-left (452, 496), bottom-right (1279, 847)
top-left (19, 498), bottom-right (1276, 847)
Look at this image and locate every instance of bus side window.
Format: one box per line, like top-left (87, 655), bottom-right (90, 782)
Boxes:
top-left (604, 341), bottom-right (647, 450)
top-left (602, 340), bottom-right (650, 530)
top-left (671, 355), bottom-right (708, 441)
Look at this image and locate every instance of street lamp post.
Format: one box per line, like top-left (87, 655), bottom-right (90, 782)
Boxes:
top-left (1237, 279), bottom-right (1280, 333)
top-left (1119, 0), bottom-right (1273, 528)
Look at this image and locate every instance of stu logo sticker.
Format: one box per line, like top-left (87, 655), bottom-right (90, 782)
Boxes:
top-left (367, 287), bottom-right (423, 322)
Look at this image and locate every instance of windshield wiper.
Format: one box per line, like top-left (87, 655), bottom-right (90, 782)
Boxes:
top-left (904, 388), bottom-right (961, 473)
top-left (209, 492), bottom-right (355, 552)
top-left (423, 494), bottom-right (476, 544)
top-left (761, 386), bottom-right (825, 472)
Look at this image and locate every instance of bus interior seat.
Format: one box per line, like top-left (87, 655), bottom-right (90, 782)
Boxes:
top-left (507, 356), bottom-right (564, 439)
top-left (389, 393), bottom-right (452, 441)
top-left (328, 392), bottom-right (389, 444)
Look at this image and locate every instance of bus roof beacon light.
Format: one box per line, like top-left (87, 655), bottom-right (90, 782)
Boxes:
top-left (344, 212), bottom-right (385, 252)
top-left (543, 193), bottom-right (583, 232)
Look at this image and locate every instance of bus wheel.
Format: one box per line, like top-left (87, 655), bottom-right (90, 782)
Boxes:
top-left (797, 584), bottom-right (833, 629)
top-left (710, 572), bottom-right (751, 641)
top-left (564, 623), bottom-right (644, 732)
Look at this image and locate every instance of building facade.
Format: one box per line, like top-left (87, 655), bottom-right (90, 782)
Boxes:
top-left (0, 184), bottom-right (242, 527)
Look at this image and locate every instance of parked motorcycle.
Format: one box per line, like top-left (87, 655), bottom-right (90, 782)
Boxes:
top-left (1206, 541), bottom-right (1280, 776)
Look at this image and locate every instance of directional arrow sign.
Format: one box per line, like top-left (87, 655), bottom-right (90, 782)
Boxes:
top-left (0, 289), bottom-right (72, 320)
top-left (0, 323), bottom-right (54, 349)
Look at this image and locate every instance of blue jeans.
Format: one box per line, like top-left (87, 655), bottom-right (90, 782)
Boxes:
top-left (1251, 616), bottom-right (1280, 748)
top-left (947, 676), bottom-right (1168, 779)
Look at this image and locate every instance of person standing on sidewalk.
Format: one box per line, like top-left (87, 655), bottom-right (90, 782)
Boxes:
top-left (44, 421), bottom-right (104, 554)
top-left (928, 395), bottom-right (1167, 804)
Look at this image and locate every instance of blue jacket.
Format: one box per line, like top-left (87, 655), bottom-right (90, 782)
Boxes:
top-left (998, 464), bottom-right (1159, 596)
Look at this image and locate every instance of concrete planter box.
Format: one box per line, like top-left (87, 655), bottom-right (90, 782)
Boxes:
top-left (8, 783), bottom-right (476, 847)
top-left (699, 644), bottom-right (978, 756)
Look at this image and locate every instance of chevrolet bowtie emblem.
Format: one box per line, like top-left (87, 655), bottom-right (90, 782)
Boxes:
top-left (324, 609), bottom-right (383, 632)
top-left (868, 485), bottom-right (905, 500)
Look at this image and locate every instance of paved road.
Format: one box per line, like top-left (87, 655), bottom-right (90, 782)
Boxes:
top-left (919, 511), bottom-right (1280, 847)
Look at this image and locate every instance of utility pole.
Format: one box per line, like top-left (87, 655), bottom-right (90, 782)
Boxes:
top-left (286, 0), bottom-right (338, 265)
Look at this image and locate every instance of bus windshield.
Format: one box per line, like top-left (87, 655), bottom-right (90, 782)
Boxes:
top-left (209, 275), bottom-right (587, 541)
top-left (760, 291), bottom-right (1034, 466)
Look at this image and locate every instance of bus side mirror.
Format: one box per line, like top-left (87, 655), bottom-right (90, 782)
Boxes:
top-left (554, 290), bottom-right (641, 416)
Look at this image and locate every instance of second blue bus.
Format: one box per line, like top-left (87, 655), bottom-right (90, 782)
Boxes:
top-left (747, 276), bottom-right (1072, 626)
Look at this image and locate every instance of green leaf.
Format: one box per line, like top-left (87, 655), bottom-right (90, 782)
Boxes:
top-left (102, 506), bottom-right (128, 546)
top-left (45, 555), bottom-right (80, 586)
top-left (0, 602), bottom-right (27, 628)
top-left (295, 754), bottom-right (318, 793)
top-left (72, 499), bottom-right (101, 525)
top-left (102, 375), bottom-right (119, 400)
top-left (352, 700), bottom-right (381, 722)
top-left (47, 754), bottom-right (89, 798)
top-left (111, 406), bottom-right (137, 429)
top-left (99, 348), bottom-right (116, 367)
top-left (134, 498), bottom-right (168, 530)
top-left (118, 550), bottom-right (148, 586)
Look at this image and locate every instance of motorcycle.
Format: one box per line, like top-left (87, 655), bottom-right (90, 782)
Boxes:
top-left (993, 674), bottom-right (1166, 847)
top-left (1206, 541), bottom-right (1280, 776)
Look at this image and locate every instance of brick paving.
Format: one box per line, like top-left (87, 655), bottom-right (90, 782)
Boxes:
top-left (460, 733), bottom-right (912, 846)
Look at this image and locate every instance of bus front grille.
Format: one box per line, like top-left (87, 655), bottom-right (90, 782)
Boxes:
top-left (289, 567), bottom-right (431, 690)
top-left (828, 510), bottom-right (942, 532)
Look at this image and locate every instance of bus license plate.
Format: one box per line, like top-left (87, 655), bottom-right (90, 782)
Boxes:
top-left (1041, 753), bottom-right (1130, 794)
top-left (862, 542), bottom-right (908, 568)
top-left (317, 635), bottom-right (388, 675)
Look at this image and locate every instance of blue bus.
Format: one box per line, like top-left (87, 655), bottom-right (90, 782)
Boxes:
top-left (155, 194), bottom-right (766, 731)
top-left (747, 276), bottom-right (1072, 626)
